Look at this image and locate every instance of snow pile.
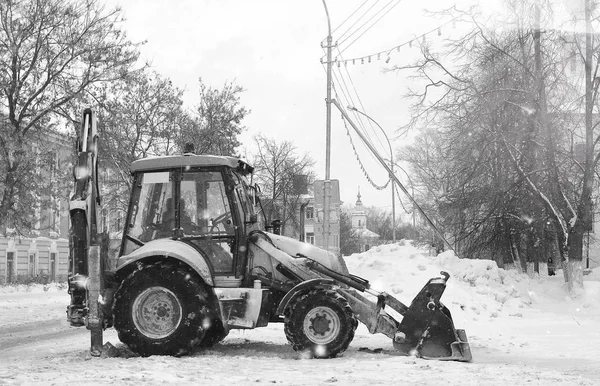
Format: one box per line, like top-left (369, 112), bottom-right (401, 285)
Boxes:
top-left (345, 242), bottom-right (545, 322)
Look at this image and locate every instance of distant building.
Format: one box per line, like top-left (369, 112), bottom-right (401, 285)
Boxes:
top-left (1, 130), bottom-right (72, 284)
top-left (282, 180), bottom-right (342, 255)
top-left (0, 128), bottom-right (129, 284)
top-left (351, 189), bottom-right (379, 252)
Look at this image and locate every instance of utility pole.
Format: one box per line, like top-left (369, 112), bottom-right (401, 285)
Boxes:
top-left (322, 0), bottom-right (332, 252)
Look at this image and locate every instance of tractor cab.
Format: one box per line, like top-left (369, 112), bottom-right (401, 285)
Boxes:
top-left (119, 154), bottom-right (261, 279)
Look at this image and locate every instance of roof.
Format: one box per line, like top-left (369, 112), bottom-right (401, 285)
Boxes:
top-left (131, 154), bottom-right (249, 172)
top-left (355, 228), bottom-right (380, 239)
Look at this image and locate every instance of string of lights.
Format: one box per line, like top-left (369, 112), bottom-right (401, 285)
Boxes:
top-left (321, 15), bottom-right (462, 66)
top-left (395, 180), bottom-right (412, 214)
top-left (329, 44), bottom-right (393, 162)
top-left (324, 56), bottom-right (395, 192)
top-left (339, 110), bottom-right (391, 191)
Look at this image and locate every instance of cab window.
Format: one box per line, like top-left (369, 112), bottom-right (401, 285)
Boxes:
top-left (180, 171), bottom-right (234, 237)
top-left (122, 171), bottom-right (173, 255)
top-left (181, 170), bottom-right (235, 273)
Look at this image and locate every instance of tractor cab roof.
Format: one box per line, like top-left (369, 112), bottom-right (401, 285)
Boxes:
top-left (130, 154), bottom-right (254, 175)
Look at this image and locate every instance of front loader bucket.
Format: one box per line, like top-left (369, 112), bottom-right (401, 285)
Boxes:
top-left (393, 272), bottom-right (472, 362)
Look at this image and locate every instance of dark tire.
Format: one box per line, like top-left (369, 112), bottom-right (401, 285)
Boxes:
top-left (113, 262), bottom-right (211, 356)
top-left (284, 289), bottom-right (358, 358)
top-left (199, 320), bottom-right (229, 347)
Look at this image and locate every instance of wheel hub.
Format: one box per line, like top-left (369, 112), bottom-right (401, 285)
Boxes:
top-left (303, 306), bottom-right (341, 344)
top-left (132, 286), bottom-right (183, 339)
top-left (310, 313), bottom-right (331, 335)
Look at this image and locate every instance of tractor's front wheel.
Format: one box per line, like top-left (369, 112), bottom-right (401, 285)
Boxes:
top-left (113, 263), bottom-right (210, 356)
top-left (284, 289), bottom-right (357, 358)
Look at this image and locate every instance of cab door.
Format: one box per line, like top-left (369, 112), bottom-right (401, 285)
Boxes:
top-left (179, 169), bottom-right (241, 281)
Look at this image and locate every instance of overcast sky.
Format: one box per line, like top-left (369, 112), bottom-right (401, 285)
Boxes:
top-left (101, 0), bottom-right (579, 215)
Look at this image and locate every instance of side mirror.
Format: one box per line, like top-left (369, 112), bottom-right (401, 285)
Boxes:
top-left (271, 220), bottom-right (282, 235)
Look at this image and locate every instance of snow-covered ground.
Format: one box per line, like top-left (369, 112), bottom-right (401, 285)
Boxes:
top-left (1, 242), bottom-right (599, 385)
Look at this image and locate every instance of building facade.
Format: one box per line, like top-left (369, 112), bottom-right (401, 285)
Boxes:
top-left (282, 180), bottom-right (342, 255)
top-left (1, 130), bottom-right (72, 284)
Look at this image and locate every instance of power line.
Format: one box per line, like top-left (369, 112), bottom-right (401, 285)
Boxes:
top-left (327, 59), bottom-right (373, 145)
top-left (337, 50), bottom-right (391, 160)
top-left (331, 0), bottom-right (370, 37)
top-left (322, 63), bottom-right (391, 190)
top-left (336, 0), bottom-right (381, 42)
top-left (338, 0), bottom-right (402, 56)
top-left (333, 65), bottom-right (390, 172)
top-left (330, 62), bottom-right (395, 190)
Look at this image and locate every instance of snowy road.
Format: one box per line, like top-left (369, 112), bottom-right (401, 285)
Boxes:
top-left (1, 245), bottom-right (599, 385)
top-left (0, 318), bottom-right (85, 351)
top-left (0, 289), bottom-right (597, 385)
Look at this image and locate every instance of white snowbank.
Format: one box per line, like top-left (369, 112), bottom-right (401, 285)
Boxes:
top-left (344, 242), bottom-right (600, 323)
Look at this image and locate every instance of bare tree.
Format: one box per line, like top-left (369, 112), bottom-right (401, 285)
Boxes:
top-left (392, 1), bottom-right (600, 292)
top-left (251, 134), bottom-right (315, 236)
top-left (0, 0), bottom-right (140, 231)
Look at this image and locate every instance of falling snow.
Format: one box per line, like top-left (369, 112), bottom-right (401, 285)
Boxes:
top-left (1, 242), bottom-right (599, 385)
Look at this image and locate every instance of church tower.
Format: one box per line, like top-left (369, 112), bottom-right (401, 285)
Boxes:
top-left (351, 187), bottom-right (367, 229)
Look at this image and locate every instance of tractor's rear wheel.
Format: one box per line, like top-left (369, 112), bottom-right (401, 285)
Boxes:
top-left (113, 263), bottom-right (210, 356)
top-left (284, 289), bottom-right (357, 358)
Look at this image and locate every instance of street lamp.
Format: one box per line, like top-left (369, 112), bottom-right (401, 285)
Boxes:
top-left (347, 106), bottom-right (396, 243)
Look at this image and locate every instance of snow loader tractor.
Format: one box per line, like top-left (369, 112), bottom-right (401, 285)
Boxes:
top-left (66, 109), bottom-right (471, 361)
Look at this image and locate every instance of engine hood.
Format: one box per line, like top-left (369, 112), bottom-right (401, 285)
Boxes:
top-left (264, 232), bottom-right (349, 275)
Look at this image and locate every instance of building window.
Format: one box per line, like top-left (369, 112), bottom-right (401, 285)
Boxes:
top-left (28, 251), bottom-right (39, 279)
top-left (50, 252), bottom-right (57, 281)
top-left (306, 232), bottom-right (315, 245)
top-left (49, 242), bottom-right (59, 281)
top-left (305, 207), bottom-right (314, 219)
top-left (6, 251), bottom-right (16, 284)
top-left (358, 219), bottom-right (362, 227)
